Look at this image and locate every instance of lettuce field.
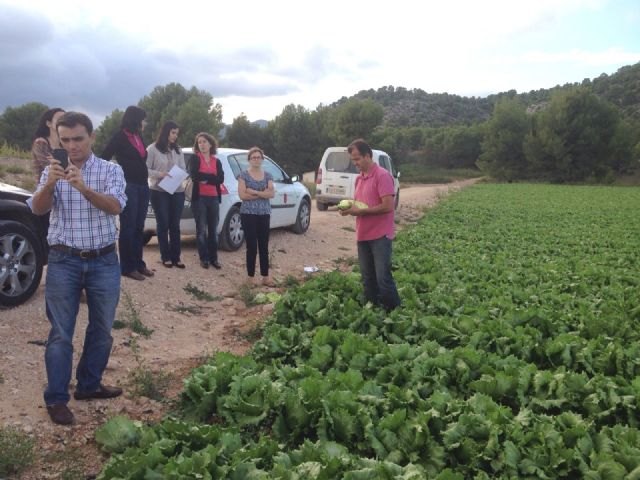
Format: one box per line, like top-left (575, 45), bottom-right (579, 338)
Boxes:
top-left (98, 184), bottom-right (640, 479)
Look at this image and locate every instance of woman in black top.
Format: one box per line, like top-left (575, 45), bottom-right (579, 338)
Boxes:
top-left (102, 106), bottom-right (153, 281)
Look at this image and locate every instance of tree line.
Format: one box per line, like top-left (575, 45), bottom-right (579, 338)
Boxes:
top-left (1, 61), bottom-right (639, 182)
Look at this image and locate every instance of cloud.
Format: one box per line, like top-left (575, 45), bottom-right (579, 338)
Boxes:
top-left (0, 4), bottom-right (307, 119)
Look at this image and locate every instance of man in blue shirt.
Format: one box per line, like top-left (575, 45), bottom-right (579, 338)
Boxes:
top-left (30, 112), bottom-right (127, 425)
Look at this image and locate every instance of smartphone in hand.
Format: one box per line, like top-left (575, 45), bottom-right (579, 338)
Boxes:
top-left (52, 148), bottom-right (68, 169)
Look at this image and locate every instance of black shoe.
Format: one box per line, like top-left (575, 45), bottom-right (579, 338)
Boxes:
top-left (211, 261), bottom-right (222, 269)
top-left (47, 404), bottom-right (74, 425)
top-left (139, 267), bottom-right (155, 277)
top-left (173, 261), bottom-right (186, 269)
top-left (123, 271), bottom-right (145, 281)
top-left (162, 260), bottom-right (173, 268)
top-left (74, 384), bottom-right (123, 401)
top-left (200, 261), bottom-right (209, 269)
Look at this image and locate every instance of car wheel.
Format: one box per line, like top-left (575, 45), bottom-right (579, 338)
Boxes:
top-left (0, 220), bottom-right (44, 307)
top-left (292, 198), bottom-right (311, 234)
top-left (394, 190), bottom-right (400, 210)
top-left (316, 200), bottom-right (328, 211)
top-left (219, 205), bottom-right (243, 251)
top-left (142, 231), bottom-right (154, 245)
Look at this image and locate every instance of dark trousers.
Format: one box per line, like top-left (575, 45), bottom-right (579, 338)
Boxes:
top-left (150, 189), bottom-right (185, 263)
top-left (119, 183), bottom-right (149, 274)
top-left (191, 196), bottom-right (219, 263)
top-left (241, 213), bottom-right (270, 277)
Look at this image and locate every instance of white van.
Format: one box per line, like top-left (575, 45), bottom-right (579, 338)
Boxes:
top-left (315, 146), bottom-right (400, 211)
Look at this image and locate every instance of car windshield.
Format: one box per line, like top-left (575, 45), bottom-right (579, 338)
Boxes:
top-left (228, 153), bottom-right (287, 182)
top-left (326, 152), bottom-right (358, 173)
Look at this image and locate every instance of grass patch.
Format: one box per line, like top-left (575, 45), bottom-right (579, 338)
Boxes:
top-left (399, 164), bottom-right (483, 183)
top-left (6, 165), bottom-right (28, 175)
top-left (0, 425), bottom-right (35, 477)
top-left (0, 142), bottom-right (30, 159)
top-left (128, 365), bottom-right (172, 401)
top-left (341, 226), bottom-right (355, 232)
top-left (183, 282), bottom-right (221, 302)
top-left (120, 291), bottom-right (154, 337)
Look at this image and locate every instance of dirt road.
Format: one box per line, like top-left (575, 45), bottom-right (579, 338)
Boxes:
top-left (0, 180), bottom-right (476, 478)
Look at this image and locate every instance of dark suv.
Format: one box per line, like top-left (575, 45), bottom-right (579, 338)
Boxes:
top-left (0, 182), bottom-right (48, 307)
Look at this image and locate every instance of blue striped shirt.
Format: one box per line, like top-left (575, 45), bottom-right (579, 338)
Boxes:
top-left (30, 154), bottom-right (127, 249)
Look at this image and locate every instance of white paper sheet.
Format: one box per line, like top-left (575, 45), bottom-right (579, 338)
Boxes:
top-left (158, 165), bottom-right (188, 194)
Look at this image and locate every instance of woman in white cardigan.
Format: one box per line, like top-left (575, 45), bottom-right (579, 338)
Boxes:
top-left (147, 121), bottom-right (187, 268)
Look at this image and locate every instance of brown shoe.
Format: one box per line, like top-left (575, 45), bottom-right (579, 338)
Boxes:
top-left (138, 267), bottom-right (154, 277)
top-left (123, 271), bottom-right (145, 281)
top-left (47, 403), bottom-right (74, 425)
top-left (74, 384), bottom-right (123, 400)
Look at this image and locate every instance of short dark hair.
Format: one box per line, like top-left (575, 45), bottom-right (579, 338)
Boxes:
top-left (347, 138), bottom-right (372, 158)
top-left (193, 132), bottom-right (217, 154)
top-left (120, 105), bottom-right (146, 133)
top-left (56, 112), bottom-right (94, 135)
top-left (155, 121), bottom-right (180, 154)
top-left (33, 107), bottom-right (65, 140)
top-left (247, 146), bottom-right (264, 160)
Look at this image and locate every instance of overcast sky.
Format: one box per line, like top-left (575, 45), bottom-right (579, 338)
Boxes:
top-left (0, 0), bottom-right (638, 126)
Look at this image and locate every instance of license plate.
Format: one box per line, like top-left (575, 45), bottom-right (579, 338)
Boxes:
top-left (326, 186), bottom-right (345, 195)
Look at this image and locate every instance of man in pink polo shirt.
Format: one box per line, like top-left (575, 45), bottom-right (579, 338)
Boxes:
top-left (339, 139), bottom-right (401, 311)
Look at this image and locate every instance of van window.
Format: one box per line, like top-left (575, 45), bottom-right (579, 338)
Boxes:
top-left (326, 152), bottom-right (358, 174)
top-left (379, 155), bottom-right (397, 177)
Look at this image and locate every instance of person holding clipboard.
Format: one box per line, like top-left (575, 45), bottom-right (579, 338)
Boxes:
top-left (147, 121), bottom-right (187, 268)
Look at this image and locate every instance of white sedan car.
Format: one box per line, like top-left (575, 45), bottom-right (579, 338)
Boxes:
top-left (144, 147), bottom-right (312, 251)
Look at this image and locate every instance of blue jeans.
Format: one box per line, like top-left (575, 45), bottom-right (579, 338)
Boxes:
top-left (43, 249), bottom-right (121, 405)
top-left (191, 196), bottom-right (219, 263)
top-left (119, 183), bottom-right (149, 274)
top-left (357, 235), bottom-right (401, 311)
top-left (150, 190), bottom-right (185, 263)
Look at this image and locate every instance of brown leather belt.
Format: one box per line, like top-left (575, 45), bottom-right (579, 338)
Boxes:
top-left (50, 243), bottom-right (116, 259)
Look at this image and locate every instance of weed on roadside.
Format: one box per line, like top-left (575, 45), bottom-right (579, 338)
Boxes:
top-left (129, 364), bottom-right (172, 401)
top-left (112, 319), bottom-right (126, 329)
top-left (120, 291), bottom-right (153, 337)
top-left (6, 165), bottom-right (27, 175)
top-left (167, 302), bottom-right (204, 316)
top-left (341, 226), bottom-right (355, 232)
top-left (238, 284), bottom-right (257, 307)
top-left (0, 425), bottom-right (35, 477)
top-left (42, 443), bottom-right (84, 480)
top-left (239, 321), bottom-right (264, 343)
top-left (183, 283), bottom-right (221, 302)
top-left (333, 256), bottom-right (357, 268)
top-left (281, 274), bottom-right (299, 288)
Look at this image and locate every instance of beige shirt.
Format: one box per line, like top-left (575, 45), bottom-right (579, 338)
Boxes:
top-left (146, 143), bottom-right (187, 192)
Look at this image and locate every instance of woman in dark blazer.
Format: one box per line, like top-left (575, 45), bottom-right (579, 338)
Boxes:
top-left (102, 106), bottom-right (153, 281)
top-left (188, 132), bottom-right (224, 269)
